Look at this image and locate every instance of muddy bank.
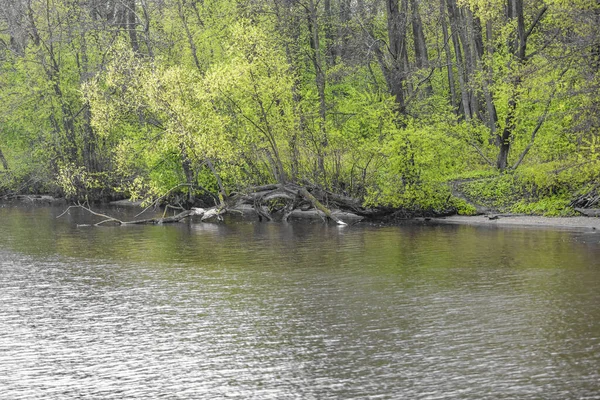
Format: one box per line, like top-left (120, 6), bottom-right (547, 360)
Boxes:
top-left (428, 215), bottom-right (600, 231)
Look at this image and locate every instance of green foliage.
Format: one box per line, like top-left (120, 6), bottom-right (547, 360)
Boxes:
top-left (450, 197), bottom-right (479, 216)
top-left (511, 196), bottom-right (574, 217)
top-left (456, 159), bottom-right (600, 214)
top-left (458, 174), bottom-right (522, 211)
top-left (0, 0), bottom-right (598, 218)
top-left (365, 116), bottom-right (474, 211)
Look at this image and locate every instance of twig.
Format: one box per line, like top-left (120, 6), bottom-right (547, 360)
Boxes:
top-left (56, 205), bottom-right (78, 219)
top-left (57, 203), bottom-right (212, 226)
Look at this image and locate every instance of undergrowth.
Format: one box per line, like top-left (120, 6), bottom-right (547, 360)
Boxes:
top-left (451, 160), bottom-right (600, 216)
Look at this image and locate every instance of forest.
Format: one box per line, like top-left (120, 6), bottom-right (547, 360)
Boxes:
top-left (0, 0), bottom-right (599, 217)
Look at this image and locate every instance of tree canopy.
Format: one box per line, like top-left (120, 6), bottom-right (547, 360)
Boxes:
top-left (1, 0), bottom-right (599, 215)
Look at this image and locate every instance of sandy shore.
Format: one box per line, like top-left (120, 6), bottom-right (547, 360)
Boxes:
top-left (429, 215), bottom-right (600, 230)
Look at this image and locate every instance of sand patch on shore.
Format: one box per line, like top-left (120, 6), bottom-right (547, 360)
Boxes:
top-left (431, 215), bottom-right (600, 231)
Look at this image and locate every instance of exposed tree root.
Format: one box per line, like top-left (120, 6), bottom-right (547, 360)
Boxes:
top-left (57, 184), bottom-right (377, 226)
top-left (230, 183), bottom-right (378, 224)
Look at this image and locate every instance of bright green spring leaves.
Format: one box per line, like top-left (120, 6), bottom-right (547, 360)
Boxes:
top-left (2, 0), bottom-right (599, 214)
top-left (84, 22), bottom-right (299, 198)
top-left (84, 21), bottom-right (421, 204)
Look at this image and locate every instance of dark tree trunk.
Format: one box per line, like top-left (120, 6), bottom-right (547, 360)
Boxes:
top-left (76, 30), bottom-right (99, 172)
top-left (272, 0), bottom-right (302, 181)
top-left (178, 0), bottom-right (202, 72)
top-left (439, 0), bottom-right (457, 112)
top-left (447, 0), bottom-right (471, 120)
top-left (496, 0), bottom-right (528, 170)
top-left (324, 0), bottom-right (337, 66)
top-left (180, 145), bottom-right (196, 204)
top-left (593, 0), bottom-right (600, 72)
top-left (483, 19), bottom-right (499, 137)
top-left (497, 94), bottom-right (517, 170)
top-left (410, 0), bottom-right (432, 94)
top-left (383, 0), bottom-right (409, 114)
top-left (126, 0), bottom-right (139, 53)
top-left (0, 146), bottom-right (8, 170)
top-left (306, 0), bottom-right (328, 183)
top-left (139, 0), bottom-right (154, 58)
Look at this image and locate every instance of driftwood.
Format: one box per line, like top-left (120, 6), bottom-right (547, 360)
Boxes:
top-left (58, 183), bottom-right (369, 227)
top-left (297, 187), bottom-right (346, 225)
top-left (230, 183), bottom-right (367, 225)
top-left (571, 184), bottom-right (600, 209)
top-left (57, 203), bottom-right (223, 226)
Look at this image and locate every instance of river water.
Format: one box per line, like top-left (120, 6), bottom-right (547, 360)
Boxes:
top-left (1, 204), bottom-right (599, 399)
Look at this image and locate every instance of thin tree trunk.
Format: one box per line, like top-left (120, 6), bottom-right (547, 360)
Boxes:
top-left (447, 0), bottom-right (471, 120)
top-left (273, 0), bottom-right (302, 181)
top-left (595, 0), bottom-right (600, 71)
top-left (0, 146), bottom-right (8, 170)
top-left (39, 0), bottom-right (78, 162)
top-left (440, 0), bottom-right (457, 112)
top-left (180, 144), bottom-right (196, 204)
top-left (383, 0), bottom-right (408, 114)
top-left (410, 0), bottom-right (432, 94)
top-left (126, 0), bottom-right (139, 53)
top-left (307, 0), bottom-right (328, 183)
top-left (140, 0), bottom-right (154, 58)
top-left (496, 0), bottom-right (528, 170)
top-left (77, 29), bottom-right (98, 172)
top-left (324, 0), bottom-right (337, 65)
top-left (469, 10), bottom-right (497, 130)
top-left (464, 8), bottom-right (481, 118)
top-left (497, 92), bottom-right (517, 170)
top-left (178, 0), bottom-right (202, 72)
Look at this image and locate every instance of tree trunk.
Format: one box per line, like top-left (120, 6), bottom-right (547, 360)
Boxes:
top-left (496, 0), bottom-right (528, 170)
top-left (140, 0), bottom-right (154, 58)
top-left (272, 0), bottom-right (302, 181)
top-left (410, 0), bottom-right (432, 95)
top-left (483, 19), bottom-right (499, 137)
top-left (383, 0), bottom-right (409, 114)
top-left (464, 8), bottom-right (482, 118)
top-left (126, 0), bottom-right (139, 53)
top-left (496, 95), bottom-right (516, 170)
top-left (76, 30), bottom-right (99, 172)
top-left (324, 0), bottom-right (337, 66)
top-left (306, 0), bottom-right (328, 183)
top-left (439, 0), bottom-right (457, 112)
top-left (298, 187), bottom-right (347, 225)
top-left (0, 146), bottom-right (8, 170)
top-left (178, 0), bottom-right (202, 72)
top-left (180, 144), bottom-right (196, 204)
top-left (447, 0), bottom-right (471, 120)
top-left (592, 0), bottom-right (600, 72)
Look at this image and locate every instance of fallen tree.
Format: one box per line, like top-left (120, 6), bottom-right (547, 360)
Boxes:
top-left (57, 183), bottom-right (378, 226)
top-left (226, 183), bottom-right (386, 225)
top-left (57, 203), bottom-right (226, 226)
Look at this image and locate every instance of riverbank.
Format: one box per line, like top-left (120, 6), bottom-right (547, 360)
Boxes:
top-left (2, 195), bottom-right (600, 231)
top-left (427, 215), bottom-right (600, 231)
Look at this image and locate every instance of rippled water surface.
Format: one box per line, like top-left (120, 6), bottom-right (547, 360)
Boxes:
top-left (1, 204), bottom-right (599, 399)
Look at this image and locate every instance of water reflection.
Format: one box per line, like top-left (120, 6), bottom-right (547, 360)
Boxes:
top-left (0, 204), bottom-right (599, 399)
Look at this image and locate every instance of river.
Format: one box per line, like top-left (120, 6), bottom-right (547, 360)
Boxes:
top-left (1, 203), bottom-right (599, 399)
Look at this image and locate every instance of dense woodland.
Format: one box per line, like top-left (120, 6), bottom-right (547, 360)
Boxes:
top-left (0, 0), bottom-right (599, 216)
